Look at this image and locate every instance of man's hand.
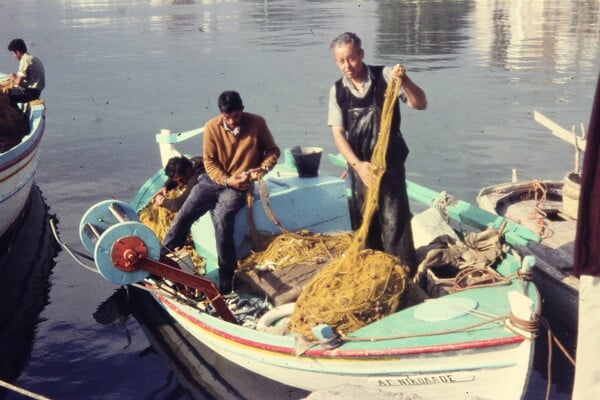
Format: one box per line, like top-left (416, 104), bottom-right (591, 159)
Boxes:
top-left (247, 167), bottom-right (267, 182)
top-left (390, 64), bottom-right (406, 80)
top-left (353, 160), bottom-right (372, 187)
top-left (151, 187), bottom-right (167, 205)
top-left (227, 172), bottom-right (252, 191)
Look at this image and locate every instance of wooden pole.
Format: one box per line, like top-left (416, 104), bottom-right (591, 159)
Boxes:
top-left (534, 111), bottom-right (586, 151)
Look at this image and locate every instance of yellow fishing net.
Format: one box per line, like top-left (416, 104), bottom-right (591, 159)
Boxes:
top-left (237, 230), bottom-right (353, 272)
top-left (240, 77), bottom-right (412, 339)
top-left (138, 190), bottom-right (206, 274)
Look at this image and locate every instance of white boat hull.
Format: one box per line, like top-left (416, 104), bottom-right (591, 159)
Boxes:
top-left (0, 103), bottom-right (45, 238)
top-left (158, 294), bottom-right (534, 400)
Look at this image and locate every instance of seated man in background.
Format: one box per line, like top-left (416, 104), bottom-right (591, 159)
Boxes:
top-left (5, 38), bottom-right (45, 108)
top-left (162, 90), bottom-right (280, 293)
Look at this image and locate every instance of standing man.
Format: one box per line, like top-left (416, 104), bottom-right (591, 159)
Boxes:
top-left (5, 39), bottom-right (45, 106)
top-left (162, 91), bottom-right (280, 293)
top-left (327, 32), bottom-right (427, 276)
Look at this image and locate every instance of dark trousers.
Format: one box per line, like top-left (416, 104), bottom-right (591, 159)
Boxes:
top-left (162, 174), bottom-right (246, 291)
top-left (8, 87), bottom-right (41, 108)
top-left (349, 166), bottom-right (417, 275)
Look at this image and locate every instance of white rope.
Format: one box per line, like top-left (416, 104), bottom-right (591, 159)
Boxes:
top-left (0, 379), bottom-right (52, 400)
top-left (49, 217), bottom-right (99, 274)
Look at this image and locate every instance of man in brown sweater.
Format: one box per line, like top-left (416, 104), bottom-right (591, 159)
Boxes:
top-left (162, 91), bottom-right (280, 293)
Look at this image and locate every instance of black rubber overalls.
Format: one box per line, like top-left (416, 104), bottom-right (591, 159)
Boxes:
top-left (335, 65), bottom-right (417, 274)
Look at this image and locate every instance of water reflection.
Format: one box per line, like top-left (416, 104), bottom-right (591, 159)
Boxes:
top-left (93, 287), bottom-right (132, 347)
top-left (54, 0), bottom-right (600, 78)
top-left (92, 287), bottom-right (195, 399)
top-left (375, 0), bottom-right (474, 67)
top-left (96, 285), bottom-right (310, 400)
top-left (0, 185), bottom-right (59, 398)
top-left (473, 0), bottom-right (600, 74)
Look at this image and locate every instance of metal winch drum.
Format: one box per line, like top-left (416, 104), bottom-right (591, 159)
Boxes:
top-left (79, 200), bottom-right (160, 285)
top-left (79, 199), bottom-right (237, 323)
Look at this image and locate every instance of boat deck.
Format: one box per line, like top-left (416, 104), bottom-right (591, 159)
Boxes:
top-left (501, 198), bottom-right (576, 272)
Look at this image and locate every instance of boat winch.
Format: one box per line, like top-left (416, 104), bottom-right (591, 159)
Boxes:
top-left (79, 199), bottom-right (237, 323)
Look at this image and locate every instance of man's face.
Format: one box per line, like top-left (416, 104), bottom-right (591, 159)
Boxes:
top-left (332, 43), bottom-right (365, 81)
top-left (10, 50), bottom-right (22, 60)
top-left (172, 171), bottom-right (189, 188)
top-left (222, 110), bottom-right (243, 130)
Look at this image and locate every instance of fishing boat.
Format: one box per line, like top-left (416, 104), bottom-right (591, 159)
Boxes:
top-left (72, 125), bottom-right (541, 400)
top-left (476, 111), bottom-right (582, 330)
top-left (0, 78), bottom-right (46, 240)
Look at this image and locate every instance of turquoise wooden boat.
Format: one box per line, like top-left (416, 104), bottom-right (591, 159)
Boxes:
top-left (77, 125), bottom-right (541, 399)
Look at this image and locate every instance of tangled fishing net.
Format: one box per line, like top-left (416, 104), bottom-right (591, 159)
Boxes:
top-left (289, 249), bottom-right (409, 337)
top-left (237, 230), bottom-right (353, 272)
top-left (241, 76), bottom-right (412, 339)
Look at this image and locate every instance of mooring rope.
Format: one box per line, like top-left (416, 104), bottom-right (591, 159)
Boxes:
top-left (534, 315), bottom-right (576, 400)
top-left (527, 180), bottom-right (552, 239)
top-left (0, 380), bottom-right (52, 400)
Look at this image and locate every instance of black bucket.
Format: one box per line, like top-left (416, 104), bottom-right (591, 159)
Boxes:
top-left (291, 146), bottom-right (323, 177)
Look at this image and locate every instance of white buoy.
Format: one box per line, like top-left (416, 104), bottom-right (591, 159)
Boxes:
top-left (506, 291), bottom-right (536, 339)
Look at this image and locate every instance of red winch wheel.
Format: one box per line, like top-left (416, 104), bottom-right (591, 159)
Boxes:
top-left (111, 236), bottom-right (148, 271)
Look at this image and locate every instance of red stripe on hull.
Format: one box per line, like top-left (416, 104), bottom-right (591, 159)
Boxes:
top-left (157, 294), bottom-right (523, 359)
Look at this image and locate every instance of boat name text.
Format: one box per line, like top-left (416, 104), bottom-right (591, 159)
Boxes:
top-left (376, 374), bottom-right (475, 386)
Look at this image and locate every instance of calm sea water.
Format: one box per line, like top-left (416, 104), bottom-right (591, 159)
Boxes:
top-left (2, 0), bottom-right (599, 398)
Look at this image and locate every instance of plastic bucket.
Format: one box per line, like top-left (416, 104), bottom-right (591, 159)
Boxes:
top-left (291, 146), bottom-right (323, 178)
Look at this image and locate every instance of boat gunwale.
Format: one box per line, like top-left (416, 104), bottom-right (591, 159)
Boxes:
top-left (0, 106), bottom-right (45, 173)
top-left (477, 180), bottom-right (563, 204)
top-left (154, 291), bottom-right (526, 359)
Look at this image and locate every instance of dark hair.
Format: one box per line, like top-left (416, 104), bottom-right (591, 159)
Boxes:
top-left (8, 38), bottom-right (27, 53)
top-left (164, 156), bottom-right (192, 190)
top-left (329, 32), bottom-right (362, 50)
top-left (165, 156), bottom-right (193, 178)
top-left (218, 91), bottom-right (244, 113)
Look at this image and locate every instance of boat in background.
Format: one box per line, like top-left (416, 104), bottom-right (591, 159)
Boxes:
top-left (71, 124), bottom-right (542, 400)
top-left (476, 111), bottom-right (583, 330)
top-left (0, 83), bottom-right (46, 240)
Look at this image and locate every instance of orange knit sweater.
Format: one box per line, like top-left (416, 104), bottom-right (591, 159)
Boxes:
top-left (203, 112), bottom-right (280, 185)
